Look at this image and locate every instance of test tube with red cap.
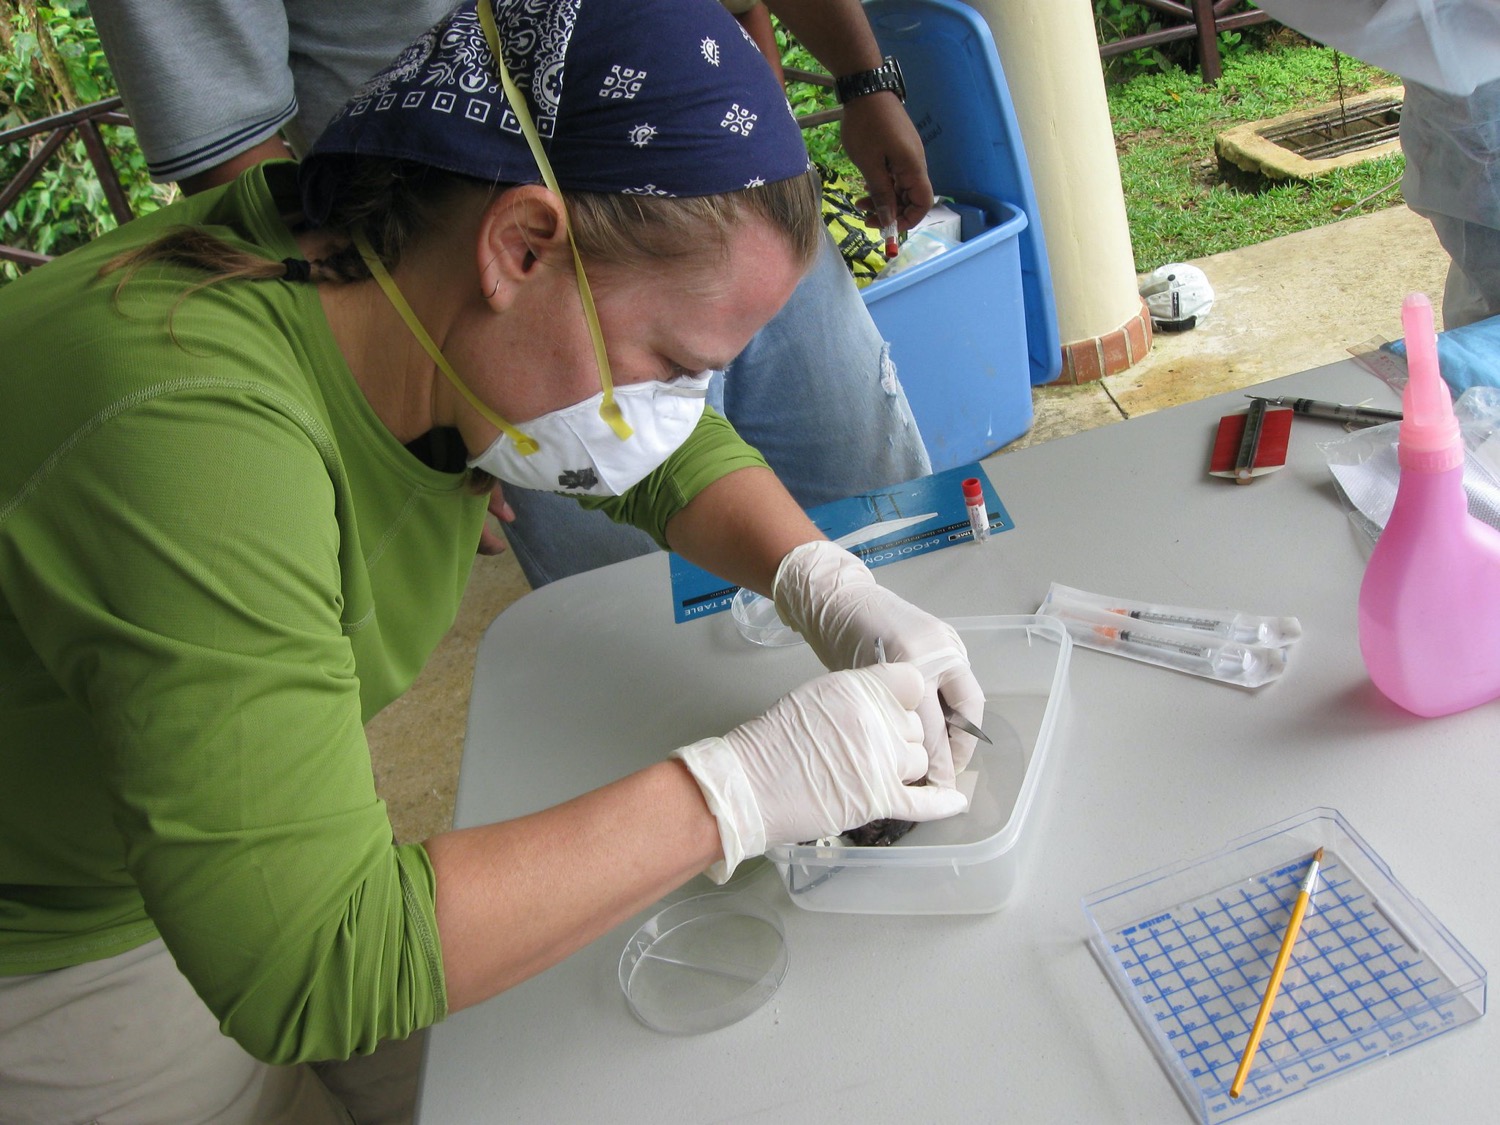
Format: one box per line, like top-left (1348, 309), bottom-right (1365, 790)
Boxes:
top-left (963, 477), bottom-right (990, 543)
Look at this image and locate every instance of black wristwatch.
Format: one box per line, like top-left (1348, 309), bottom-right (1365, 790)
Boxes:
top-left (834, 56), bottom-right (906, 105)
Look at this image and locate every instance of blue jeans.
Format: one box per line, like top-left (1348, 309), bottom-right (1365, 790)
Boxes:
top-left (501, 233), bottom-right (932, 586)
top-left (1420, 210), bottom-right (1500, 330)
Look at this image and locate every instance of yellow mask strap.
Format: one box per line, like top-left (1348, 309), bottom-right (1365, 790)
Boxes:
top-left (351, 226), bottom-right (539, 455)
top-left (478, 0), bottom-right (633, 441)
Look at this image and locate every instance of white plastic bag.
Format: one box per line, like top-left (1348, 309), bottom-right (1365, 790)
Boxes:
top-left (1254, 0), bottom-right (1500, 97)
top-left (1319, 385), bottom-right (1500, 547)
top-left (879, 230), bottom-right (958, 280)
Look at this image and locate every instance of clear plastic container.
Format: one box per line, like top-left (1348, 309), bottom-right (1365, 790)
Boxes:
top-left (729, 587), bottom-right (801, 647)
top-left (1084, 808), bottom-right (1486, 1125)
top-left (766, 614), bottom-right (1071, 914)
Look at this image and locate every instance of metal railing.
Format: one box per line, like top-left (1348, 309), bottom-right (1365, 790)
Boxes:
top-left (784, 66), bottom-right (842, 128)
top-left (0, 96), bottom-right (135, 268)
top-left (1098, 0), bottom-right (1273, 84)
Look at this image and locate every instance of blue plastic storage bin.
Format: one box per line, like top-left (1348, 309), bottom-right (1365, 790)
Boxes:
top-left (860, 0), bottom-right (1060, 471)
top-left (862, 204), bottom-right (1031, 471)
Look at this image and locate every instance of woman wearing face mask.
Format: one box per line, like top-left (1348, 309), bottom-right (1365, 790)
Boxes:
top-left (0, 2), bottom-right (982, 1120)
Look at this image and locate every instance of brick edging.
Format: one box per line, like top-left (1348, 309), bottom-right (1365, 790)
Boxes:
top-left (1056, 297), bottom-right (1154, 384)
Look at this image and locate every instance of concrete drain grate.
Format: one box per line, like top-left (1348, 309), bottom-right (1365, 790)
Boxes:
top-left (1259, 96), bottom-right (1401, 160)
top-left (1215, 85), bottom-right (1405, 182)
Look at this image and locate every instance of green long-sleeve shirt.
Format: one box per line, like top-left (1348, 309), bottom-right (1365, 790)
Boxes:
top-left (0, 163), bottom-right (766, 1062)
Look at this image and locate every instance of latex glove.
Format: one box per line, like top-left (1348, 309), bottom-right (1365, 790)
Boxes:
top-left (672, 663), bottom-right (969, 883)
top-left (772, 540), bottom-right (985, 788)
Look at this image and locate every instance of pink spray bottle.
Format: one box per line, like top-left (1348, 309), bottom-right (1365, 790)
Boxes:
top-left (1357, 292), bottom-right (1500, 717)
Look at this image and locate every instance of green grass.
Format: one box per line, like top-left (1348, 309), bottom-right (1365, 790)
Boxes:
top-left (1111, 44), bottom-right (1406, 271)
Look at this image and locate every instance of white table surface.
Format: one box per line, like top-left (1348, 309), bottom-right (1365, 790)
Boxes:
top-left (417, 359), bottom-right (1498, 1124)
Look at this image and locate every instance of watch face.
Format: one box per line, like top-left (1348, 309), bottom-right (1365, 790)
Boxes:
top-left (883, 57), bottom-right (905, 101)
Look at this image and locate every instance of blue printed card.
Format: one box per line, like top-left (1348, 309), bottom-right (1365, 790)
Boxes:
top-left (667, 462), bottom-right (1011, 623)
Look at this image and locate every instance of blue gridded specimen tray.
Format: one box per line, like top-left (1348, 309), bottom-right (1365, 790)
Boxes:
top-left (1083, 809), bottom-right (1486, 1125)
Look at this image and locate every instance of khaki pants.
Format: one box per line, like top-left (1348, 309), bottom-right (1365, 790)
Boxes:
top-left (0, 939), bottom-right (423, 1125)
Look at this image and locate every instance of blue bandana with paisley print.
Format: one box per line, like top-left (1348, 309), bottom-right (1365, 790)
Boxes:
top-left (300, 0), bottom-right (811, 222)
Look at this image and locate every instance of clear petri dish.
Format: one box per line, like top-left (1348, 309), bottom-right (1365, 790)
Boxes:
top-left (619, 891), bottom-right (788, 1035)
top-left (729, 587), bottom-right (804, 647)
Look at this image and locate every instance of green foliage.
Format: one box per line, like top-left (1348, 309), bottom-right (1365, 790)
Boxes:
top-left (1094, 0), bottom-right (1174, 78)
top-left (1111, 44), bottom-right (1406, 271)
top-left (1, 1), bottom-right (170, 282)
top-left (1094, 0), bottom-right (1276, 83)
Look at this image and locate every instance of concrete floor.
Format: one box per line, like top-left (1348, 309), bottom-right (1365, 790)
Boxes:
top-left (369, 203), bottom-right (1453, 845)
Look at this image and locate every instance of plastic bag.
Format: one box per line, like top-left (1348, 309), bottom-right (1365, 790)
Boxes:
top-left (1319, 385), bottom-right (1500, 548)
top-left (1383, 311), bottom-right (1500, 394)
top-left (878, 229), bottom-right (958, 280)
top-left (818, 165), bottom-right (887, 287)
top-left (1253, 0), bottom-right (1500, 97)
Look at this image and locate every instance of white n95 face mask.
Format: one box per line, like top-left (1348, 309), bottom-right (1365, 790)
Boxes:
top-left (467, 370), bottom-right (714, 496)
top-left (350, 226), bottom-right (714, 498)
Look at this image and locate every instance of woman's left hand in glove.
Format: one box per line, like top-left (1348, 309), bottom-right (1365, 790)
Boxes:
top-left (771, 539), bottom-right (986, 788)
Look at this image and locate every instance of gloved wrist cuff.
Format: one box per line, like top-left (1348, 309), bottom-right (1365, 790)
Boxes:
top-left (669, 736), bottom-right (767, 884)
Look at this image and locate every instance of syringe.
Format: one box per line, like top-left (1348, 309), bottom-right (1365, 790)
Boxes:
top-left (1091, 623), bottom-right (1274, 682)
top-left (1045, 582), bottom-right (1301, 648)
top-left (1040, 596), bottom-right (1290, 687)
top-left (1245, 394), bottom-right (1402, 427)
top-left (1108, 606), bottom-right (1290, 647)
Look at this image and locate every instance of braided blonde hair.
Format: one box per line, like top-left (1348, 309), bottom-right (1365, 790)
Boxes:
top-left (102, 159), bottom-right (822, 295)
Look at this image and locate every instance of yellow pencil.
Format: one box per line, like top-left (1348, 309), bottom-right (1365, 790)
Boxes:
top-left (1229, 846), bottom-right (1324, 1099)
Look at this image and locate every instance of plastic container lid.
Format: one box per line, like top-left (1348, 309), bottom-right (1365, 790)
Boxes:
top-left (619, 891), bottom-right (788, 1035)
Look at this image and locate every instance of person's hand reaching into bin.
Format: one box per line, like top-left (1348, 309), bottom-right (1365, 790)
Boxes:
top-left (765, 0), bottom-right (936, 236)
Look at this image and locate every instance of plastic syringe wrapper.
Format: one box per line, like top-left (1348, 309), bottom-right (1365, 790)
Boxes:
top-left (1038, 585), bottom-right (1293, 688)
top-left (1044, 582), bottom-right (1302, 647)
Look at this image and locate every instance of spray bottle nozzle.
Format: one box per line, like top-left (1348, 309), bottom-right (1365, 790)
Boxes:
top-left (1398, 292), bottom-right (1462, 469)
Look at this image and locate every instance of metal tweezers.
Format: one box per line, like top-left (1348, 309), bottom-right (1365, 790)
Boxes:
top-left (874, 638), bottom-right (992, 744)
top-left (941, 701), bottom-right (993, 745)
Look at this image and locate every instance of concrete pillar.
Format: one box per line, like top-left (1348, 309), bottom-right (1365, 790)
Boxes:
top-left (964, 0), bottom-right (1152, 381)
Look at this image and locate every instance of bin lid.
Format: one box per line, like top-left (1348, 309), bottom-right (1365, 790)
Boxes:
top-left (866, 0), bottom-right (1060, 386)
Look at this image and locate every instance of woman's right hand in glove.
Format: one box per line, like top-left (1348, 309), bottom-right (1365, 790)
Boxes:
top-left (671, 662), bottom-right (969, 882)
